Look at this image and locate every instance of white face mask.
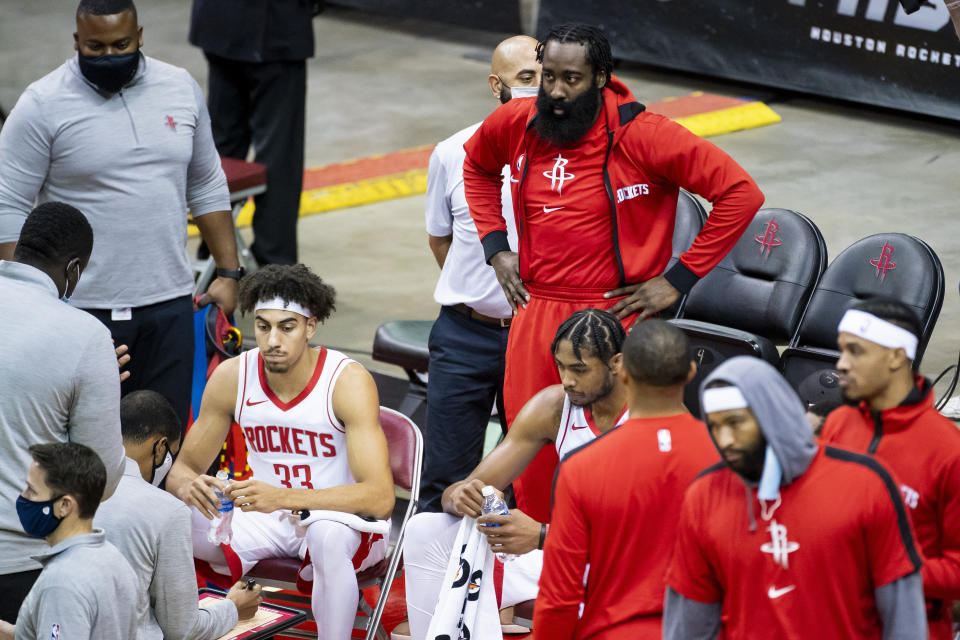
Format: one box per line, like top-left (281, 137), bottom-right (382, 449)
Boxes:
top-left (151, 451), bottom-right (173, 487)
top-left (510, 85), bottom-right (540, 99)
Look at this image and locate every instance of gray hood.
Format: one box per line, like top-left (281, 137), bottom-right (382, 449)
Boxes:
top-left (699, 356), bottom-right (817, 487)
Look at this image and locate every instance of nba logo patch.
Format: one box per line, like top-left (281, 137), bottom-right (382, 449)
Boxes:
top-left (657, 429), bottom-right (672, 452)
top-left (50, 623), bottom-right (61, 639)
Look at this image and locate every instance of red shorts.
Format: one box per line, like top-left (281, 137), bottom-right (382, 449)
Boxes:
top-left (503, 284), bottom-right (634, 523)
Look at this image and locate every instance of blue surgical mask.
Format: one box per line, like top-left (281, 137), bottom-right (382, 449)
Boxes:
top-left (61, 263), bottom-right (81, 304)
top-left (16, 495), bottom-right (63, 538)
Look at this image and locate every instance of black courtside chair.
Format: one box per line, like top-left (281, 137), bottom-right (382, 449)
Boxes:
top-left (780, 232), bottom-right (944, 406)
top-left (670, 208), bottom-right (827, 415)
top-left (661, 189), bottom-right (707, 319)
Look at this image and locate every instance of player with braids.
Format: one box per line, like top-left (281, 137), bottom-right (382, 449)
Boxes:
top-left (464, 20), bottom-right (762, 521)
top-left (168, 264), bottom-right (395, 640)
top-left (550, 307), bottom-right (625, 364)
top-left (402, 309), bottom-right (630, 639)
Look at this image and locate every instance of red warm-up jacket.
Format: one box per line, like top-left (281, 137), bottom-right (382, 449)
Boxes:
top-left (821, 378), bottom-right (960, 639)
top-left (462, 75), bottom-right (764, 294)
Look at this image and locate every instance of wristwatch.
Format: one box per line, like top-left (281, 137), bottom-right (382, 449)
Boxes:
top-left (216, 267), bottom-right (246, 280)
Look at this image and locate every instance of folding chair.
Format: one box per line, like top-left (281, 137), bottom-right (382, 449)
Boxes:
top-left (247, 407), bottom-right (423, 640)
top-left (193, 157), bottom-right (265, 297)
top-left (670, 208), bottom-right (827, 415)
top-left (780, 232), bottom-right (944, 405)
top-left (372, 321), bottom-right (432, 419)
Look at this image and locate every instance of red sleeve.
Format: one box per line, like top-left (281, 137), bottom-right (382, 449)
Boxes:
top-left (864, 465), bottom-right (924, 588)
top-left (921, 456), bottom-right (960, 598)
top-left (665, 483), bottom-right (723, 604)
top-left (463, 101), bottom-right (528, 262)
top-left (533, 462), bottom-right (587, 640)
top-left (644, 117), bottom-right (764, 283)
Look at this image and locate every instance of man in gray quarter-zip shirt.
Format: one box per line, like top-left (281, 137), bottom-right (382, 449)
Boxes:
top-left (0, 0), bottom-right (241, 428)
top-left (0, 443), bottom-right (137, 640)
top-left (0, 202), bottom-right (125, 625)
top-left (95, 391), bottom-right (262, 640)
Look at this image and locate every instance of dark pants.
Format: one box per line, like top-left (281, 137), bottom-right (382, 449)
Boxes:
top-left (84, 296), bottom-right (195, 435)
top-left (0, 569), bottom-right (41, 622)
top-left (205, 52), bottom-right (306, 266)
top-left (419, 306), bottom-right (510, 513)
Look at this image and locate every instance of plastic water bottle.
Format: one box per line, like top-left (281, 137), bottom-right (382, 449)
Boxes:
top-left (480, 485), bottom-right (515, 562)
top-left (207, 470), bottom-right (234, 545)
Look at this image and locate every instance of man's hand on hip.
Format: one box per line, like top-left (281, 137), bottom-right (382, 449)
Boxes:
top-left (490, 251), bottom-right (528, 314)
top-left (196, 276), bottom-right (238, 317)
top-left (477, 509), bottom-right (541, 555)
top-left (605, 275), bottom-right (681, 321)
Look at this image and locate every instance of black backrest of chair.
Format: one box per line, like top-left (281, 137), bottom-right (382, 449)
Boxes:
top-left (662, 190), bottom-right (706, 318)
top-left (791, 233), bottom-right (944, 361)
top-left (670, 190), bottom-right (707, 261)
top-left (681, 209), bottom-right (827, 344)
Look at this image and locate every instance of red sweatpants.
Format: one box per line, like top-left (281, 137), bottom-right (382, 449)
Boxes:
top-left (503, 284), bottom-right (635, 523)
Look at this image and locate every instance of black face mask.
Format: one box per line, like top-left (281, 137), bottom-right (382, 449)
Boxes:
top-left (78, 50), bottom-right (140, 94)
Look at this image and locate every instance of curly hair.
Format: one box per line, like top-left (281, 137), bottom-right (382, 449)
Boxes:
top-left (238, 264), bottom-right (336, 322)
top-left (536, 23), bottom-right (614, 80)
top-left (551, 308), bottom-right (625, 363)
top-left (14, 202), bottom-right (93, 266)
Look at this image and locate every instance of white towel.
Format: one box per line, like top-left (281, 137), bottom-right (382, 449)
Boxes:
top-left (426, 517), bottom-right (502, 640)
top-left (279, 510), bottom-right (390, 574)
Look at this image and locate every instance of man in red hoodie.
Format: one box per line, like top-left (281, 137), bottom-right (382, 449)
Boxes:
top-left (463, 23), bottom-right (764, 521)
top-left (820, 297), bottom-right (960, 640)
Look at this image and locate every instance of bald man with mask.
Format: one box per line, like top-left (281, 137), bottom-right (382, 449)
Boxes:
top-left (419, 35), bottom-right (541, 514)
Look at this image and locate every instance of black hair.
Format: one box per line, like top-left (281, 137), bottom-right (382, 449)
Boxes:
top-left (238, 264), bottom-right (336, 322)
top-left (77, 0), bottom-right (137, 20)
top-left (120, 390), bottom-right (181, 445)
top-left (622, 319), bottom-right (691, 386)
top-left (551, 308), bottom-right (625, 363)
top-left (536, 23), bottom-right (614, 80)
top-left (13, 202), bottom-right (93, 267)
top-left (29, 442), bottom-right (106, 520)
top-left (849, 297), bottom-right (922, 342)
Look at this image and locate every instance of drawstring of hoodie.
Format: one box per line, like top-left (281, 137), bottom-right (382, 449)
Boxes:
top-left (744, 483), bottom-right (757, 532)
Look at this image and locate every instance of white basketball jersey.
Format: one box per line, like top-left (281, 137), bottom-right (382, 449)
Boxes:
top-left (555, 394), bottom-right (628, 459)
top-left (235, 347), bottom-right (356, 491)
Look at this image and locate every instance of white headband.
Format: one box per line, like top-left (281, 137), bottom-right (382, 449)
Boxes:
top-left (702, 386), bottom-right (749, 413)
top-left (254, 297), bottom-right (312, 318)
top-left (837, 309), bottom-right (917, 360)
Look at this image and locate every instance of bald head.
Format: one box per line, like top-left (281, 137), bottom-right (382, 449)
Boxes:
top-left (489, 35), bottom-right (540, 104)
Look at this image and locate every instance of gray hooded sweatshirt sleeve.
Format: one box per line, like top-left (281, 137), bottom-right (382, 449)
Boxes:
top-left (663, 356), bottom-right (927, 640)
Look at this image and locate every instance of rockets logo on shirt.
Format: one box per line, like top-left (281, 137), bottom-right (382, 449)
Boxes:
top-left (543, 154), bottom-right (575, 194)
top-left (242, 425), bottom-right (337, 458)
top-left (761, 519), bottom-right (800, 568)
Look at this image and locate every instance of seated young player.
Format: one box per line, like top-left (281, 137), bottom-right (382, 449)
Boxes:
top-left (402, 309), bottom-right (629, 640)
top-left (167, 265), bottom-right (395, 640)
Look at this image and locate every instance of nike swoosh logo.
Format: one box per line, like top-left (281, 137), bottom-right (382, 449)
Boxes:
top-left (245, 398), bottom-right (268, 407)
top-left (510, 176), bottom-right (519, 183)
top-left (767, 585), bottom-right (795, 599)
top-left (543, 206), bottom-right (564, 213)
top-left (571, 424), bottom-right (588, 430)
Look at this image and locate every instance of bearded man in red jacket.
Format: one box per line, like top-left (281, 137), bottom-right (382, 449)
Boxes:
top-left (820, 297), bottom-right (960, 640)
top-left (463, 23), bottom-right (764, 520)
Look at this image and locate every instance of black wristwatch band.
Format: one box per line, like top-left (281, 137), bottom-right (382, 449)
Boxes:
top-left (216, 267), bottom-right (245, 280)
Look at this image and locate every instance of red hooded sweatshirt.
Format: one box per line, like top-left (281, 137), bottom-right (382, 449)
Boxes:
top-left (821, 378), bottom-right (960, 639)
top-left (462, 75), bottom-right (764, 294)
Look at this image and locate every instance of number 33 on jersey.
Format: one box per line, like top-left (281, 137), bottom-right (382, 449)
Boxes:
top-left (235, 347), bottom-right (357, 491)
